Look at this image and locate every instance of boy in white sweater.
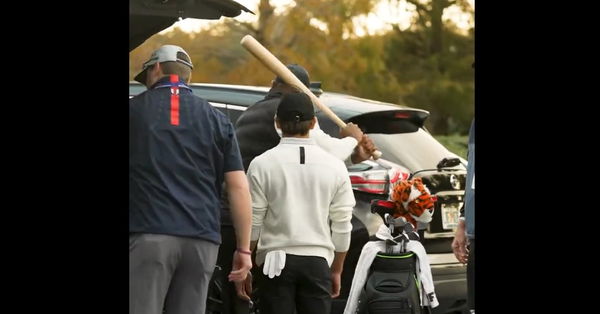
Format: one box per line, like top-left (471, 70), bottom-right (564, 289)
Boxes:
top-left (236, 92), bottom-right (355, 314)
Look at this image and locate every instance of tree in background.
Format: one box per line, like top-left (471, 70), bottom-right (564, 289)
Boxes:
top-left (384, 0), bottom-right (474, 134)
top-left (129, 0), bottom-right (474, 135)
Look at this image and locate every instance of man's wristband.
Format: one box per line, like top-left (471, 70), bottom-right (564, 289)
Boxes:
top-left (237, 248), bottom-right (252, 255)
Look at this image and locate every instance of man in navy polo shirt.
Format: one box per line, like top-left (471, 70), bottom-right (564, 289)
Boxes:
top-left (129, 45), bottom-right (252, 314)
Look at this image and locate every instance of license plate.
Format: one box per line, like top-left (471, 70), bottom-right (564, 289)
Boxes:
top-left (441, 202), bottom-right (462, 230)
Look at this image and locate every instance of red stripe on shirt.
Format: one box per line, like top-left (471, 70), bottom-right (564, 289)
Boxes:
top-left (170, 75), bottom-right (179, 126)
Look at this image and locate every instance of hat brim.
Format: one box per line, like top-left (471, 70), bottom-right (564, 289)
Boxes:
top-left (134, 68), bottom-right (148, 85)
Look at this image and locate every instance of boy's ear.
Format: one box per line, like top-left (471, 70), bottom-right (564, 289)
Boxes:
top-left (309, 117), bottom-right (317, 129)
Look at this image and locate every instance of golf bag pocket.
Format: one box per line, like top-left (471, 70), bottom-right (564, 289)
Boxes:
top-left (361, 252), bottom-right (422, 314)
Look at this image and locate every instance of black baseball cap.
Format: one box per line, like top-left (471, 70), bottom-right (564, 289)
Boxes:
top-left (276, 92), bottom-right (315, 122)
top-left (275, 64), bottom-right (310, 88)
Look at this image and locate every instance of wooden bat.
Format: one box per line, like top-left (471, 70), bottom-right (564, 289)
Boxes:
top-left (240, 34), bottom-right (382, 159)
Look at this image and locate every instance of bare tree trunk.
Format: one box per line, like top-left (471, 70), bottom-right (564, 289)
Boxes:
top-left (256, 0), bottom-right (274, 46)
top-left (430, 0), bottom-right (444, 54)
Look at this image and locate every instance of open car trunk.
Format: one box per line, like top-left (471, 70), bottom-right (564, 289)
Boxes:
top-left (130, 0), bottom-right (253, 51)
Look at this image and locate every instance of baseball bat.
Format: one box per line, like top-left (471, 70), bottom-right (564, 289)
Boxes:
top-left (240, 35), bottom-right (382, 159)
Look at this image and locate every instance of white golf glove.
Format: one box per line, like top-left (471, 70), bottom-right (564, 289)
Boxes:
top-left (263, 250), bottom-right (286, 279)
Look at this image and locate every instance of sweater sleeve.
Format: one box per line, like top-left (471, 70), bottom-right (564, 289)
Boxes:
top-left (247, 161), bottom-right (268, 241)
top-left (311, 128), bottom-right (358, 162)
top-left (330, 172), bottom-right (355, 252)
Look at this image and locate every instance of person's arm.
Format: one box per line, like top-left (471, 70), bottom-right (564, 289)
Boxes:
top-left (246, 162), bottom-right (269, 245)
top-left (329, 172), bottom-right (355, 298)
top-left (235, 162), bottom-right (269, 301)
top-left (349, 134), bottom-right (377, 164)
top-left (339, 123), bottom-right (378, 165)
top-left (311, 124), bottom-right (358, 161)
top-left (330, 251), bottom-right (347, 298)
top-left (451, 218), bottom-right (468, 264)
top-left (339, 122), bottom-right (363, 142)
top-left (225, 171), bottom-right (253, 284)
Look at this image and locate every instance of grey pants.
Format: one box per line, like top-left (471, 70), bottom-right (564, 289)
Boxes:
top-left (130, 233), bottom-right (219, 314)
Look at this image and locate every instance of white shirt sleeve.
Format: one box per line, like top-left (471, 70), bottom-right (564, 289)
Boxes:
top-left (274, 118), bottom-right (358, 161)
top-left (329, 173), bottom-right (355, 252)
top-left (312, 127), bottom-right (358, 161)
top-left (247, 162), bottom-right (268, 241)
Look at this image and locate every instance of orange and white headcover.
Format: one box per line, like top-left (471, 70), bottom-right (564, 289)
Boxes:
top-left (390, 177), bottom-right (436, 228)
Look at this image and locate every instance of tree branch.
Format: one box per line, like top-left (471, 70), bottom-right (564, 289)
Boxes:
top-left (414, 7), bottom-right (429, 29)
top-left (406, 0), bottom-right (429, 13)
top-left (227, 20), bottom-right (258, 36)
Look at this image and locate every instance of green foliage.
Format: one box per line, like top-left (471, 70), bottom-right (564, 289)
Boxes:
top-left (383, 0), bottom-right (474, 135)
top-left (129, 0), bottom-right (474, 135)
top-left (434, 134), bottom-right (468, 159)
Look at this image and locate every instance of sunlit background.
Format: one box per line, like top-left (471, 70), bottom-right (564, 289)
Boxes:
top-left (131, 0), bottom-right (474, 138)
top-left (164, 0), bottom-right (473, 36)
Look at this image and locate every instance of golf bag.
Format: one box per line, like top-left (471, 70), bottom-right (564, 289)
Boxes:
top-left (353, 199), bottom-right (431, 314)
top-left (357, 252), bottom-right (422, 314)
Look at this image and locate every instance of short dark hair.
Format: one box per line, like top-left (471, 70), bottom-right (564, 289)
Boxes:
top-left (160, 52), bottom-right (192, 82)
top-left (278, 119), bottom-right (313, 136)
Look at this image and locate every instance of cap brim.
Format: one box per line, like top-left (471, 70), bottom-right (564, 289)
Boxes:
top-left (134, 68), bottom-right (148, 85)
